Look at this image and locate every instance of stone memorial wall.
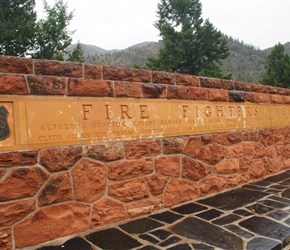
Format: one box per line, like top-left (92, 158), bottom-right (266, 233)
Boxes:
top-left (1, 55), bottom-right (290, 249)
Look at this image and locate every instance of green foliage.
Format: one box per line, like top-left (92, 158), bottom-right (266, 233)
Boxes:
top-left (67, 42), bottom-right (85, 63)
top-left (146, 0), bottom-right (229, 78)
top-left (0, 0), bottom-right (37, 56)
top-left (260, 43), bottom-right (290, 88)
top-left (32, 0), bottom-right (74, 60)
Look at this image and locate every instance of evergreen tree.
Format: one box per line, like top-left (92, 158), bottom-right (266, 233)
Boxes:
top-left (0, 0), bottom-right (37, 56)
top-left (67, 42), bottom-right (85, 63)
top-left (261, 43), bottom-right (290, 88)
top-left (147, 0), bottom-right (229, 78)
top-left (32, 0), bottom-right (74, 60)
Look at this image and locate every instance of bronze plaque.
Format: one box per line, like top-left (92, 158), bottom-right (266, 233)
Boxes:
top-left (0, 106), bottom-right (10, 140)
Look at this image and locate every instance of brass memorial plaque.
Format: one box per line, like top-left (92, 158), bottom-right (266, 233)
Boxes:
top-left (1, 96), bottom-right (290, 151)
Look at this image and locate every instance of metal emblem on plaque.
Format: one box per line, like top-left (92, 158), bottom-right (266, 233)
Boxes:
top-left (0, 106), bottom-right (10, 140)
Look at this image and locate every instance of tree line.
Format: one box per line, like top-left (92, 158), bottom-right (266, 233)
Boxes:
top-left (1, 0), bottom-right (289, 87)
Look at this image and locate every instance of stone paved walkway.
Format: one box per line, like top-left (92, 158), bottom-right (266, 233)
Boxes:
top-left (38, 171), bottom-right (290, 250)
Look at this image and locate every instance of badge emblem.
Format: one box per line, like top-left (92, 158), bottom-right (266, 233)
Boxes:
top-left (0, 106), bottom-right (10, 141)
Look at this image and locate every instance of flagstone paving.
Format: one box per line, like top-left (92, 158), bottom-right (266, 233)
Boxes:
top-left (38, 171), bottom-right (290, 250)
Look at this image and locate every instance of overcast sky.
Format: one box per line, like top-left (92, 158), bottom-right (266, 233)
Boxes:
top-left (35, 0), bottom-right (290, 50)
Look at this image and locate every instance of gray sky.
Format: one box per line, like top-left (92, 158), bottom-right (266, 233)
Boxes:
top-left (35, 0), bottom-right (290, 50)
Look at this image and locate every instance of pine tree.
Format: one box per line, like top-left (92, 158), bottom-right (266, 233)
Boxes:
top-left (147, 0), bottom-right (229, 78)
top-left (67, 42), bottom-right (85, 63)
top-left (261, 43), bottom-right (290, 88)
top-left (0, 0), bottom-right (37, 56)
top-left (32, 0), bottom-right (74, 60)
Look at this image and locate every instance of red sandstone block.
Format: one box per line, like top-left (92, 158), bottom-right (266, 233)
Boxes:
top-left (27, 75), bottom-right (66, 95)
top-left (0, 199), bottom-right (35, 227)
top-left (244, 92), bottom-right (255, 102)
top-left (162, 137), bottom-right (186, 154)
top-left (182, 157), bottom-right (211, 181)
top-left (235, 81), bottom-right (251, 92)
top-left (251, 83), bottom-right (267, 93)
top-left (214, 159), bottom-right (239, 174)
top-left (72, 159), bottom-right (106, 203)
top-left (240, 156), bottom-right (253, 172)
top-left (0, 228), bottom-right (12, 250)
top-left (84, 143), bottom-right (124, 162)
top-left (200, 77), bottom-right (221, 89)
top-left (0, 169), bottom-right (5, 179)
top-left (108, 159), bottom-right (153, 180)
top-left (183, 136), bottom-right (201, 158)
top-left (270, 94), bottom-right (284, 104)
top-left (189, 87), bottom-right (208, 100)
top-left (226, 144), bottom-right (244, 158)
top-left (124, 140), bottom-right (161, 159)
top-left (243, 142), bottom-right (255, 156)
top-left (175, 74), bottom-right (199, 86)
top-left (267, 86), bottom-right (279, 94)
top-left (197, 143), bottom-right (225, 165)
top-left (255, 93), bottom-right (271, 103)
top-left (145, 175), bottom-right (169, 196)
top-left (213, 132), bottom-right (242, 146)
top-left (67, 78), bottom-right (113, 96)
top-left (84, 64), bottom-right (102, 79)
top-left (208, 89), bottom-right (229, 102)
top-left (164, 178), bottom-right (198, 207)
top-left (141, 83), bottom-right (166, 98)
top-left (0, 150), bottom-right (38, 167)
top-left (276, 87), bottom-right (288, 95)
top-left (249, 160), bottom-right (266, 179)
top-left (155, 156), bottom-right (181, 177)
top-left (38, 173), bottom-right (73, 206)
top-left (243, 131), bottom-right (260, 142)
top-left (91, 198), bottom-right (126, 228)
top-left (199, 174), bottom-right (227, 196)
top-left (103, 66), bottom-right (151, 83)
top-left (0, 56), bottom-right (32, 74)
top-left (0, 74), bottom-right (29, 94)
top-left (221, 79), bottom-right (235, 90)
top-left (167, 85), bottom-right (190, 99)
top-left (201, 135), bottom-right (214, 145)
top-left (14, 202), bottom-right (90, 248)
top-left (0, 167), bottom-right (49, 202)
top-left (108, 178), bottom-right (149, 202)
top-left (115, 81), bottom-right (141, 98)
top-left (34, 60), bottom-right (83, 77)
top-left (152, 71), bottom-right (175, 85)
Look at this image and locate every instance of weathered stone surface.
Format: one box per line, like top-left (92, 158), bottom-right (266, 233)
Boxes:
top-left (227, 174), bottom-right (249, 188)
top-left (0, 167), bottom-right (49, 201)
top-left (183, 136), bottom-right (201, 158)
top-left (239, 156), bottom-right (253, 172)
top-left (226, 144), bottom-right (243, 158)
top-left (249, 160), bottom-right (266, 179)
top-left (229, 91), bottom-right (245, 102)
top-left (200, 77), bottom-right (221, 89)
top-left (0, 199), bottom-right (35, 226)
top-left (145, 175), bottom-right (169, 196)
top-left (214, 159), bottom-right (239, 174)
top-left (199, 175), bottom-right (228, 196)
top-left (271, 128), bottom-right (284, 144)
top-left (162, 137), bottom-right (186, 154)
top-left (38, 173), bottom-right (72, 206)
top-left (27, 75), bottom-right (66, 95)
top-left (91, 198), bottom-right (126, 228)
top-left (253, 143), bottom-right (266, 159)
top-left (164, 179), bottom-right (199, 207)
top-left (176, 74), bottom-right (199, 86)
top-left (182, 157), bottom-right (211, 181)
top-left (40, 147), bottom-right (82, 172)
top-left (0, 169), bottom-right (5, 179)
top-left (243, 142), bottom-right (255, 156)
top-left (0, 74), bottom-right (29, 94)
top-left (84, 143), bottom-right (124, 162)
top-left (115, 81), bottom-right (141, 98)
top-left (84, 64), bottom-right (101, 79)
top-left (167, 86), bottom-right (190, 99)
top-left (108, 178), bottom-right (149, 202)
top-left (108, 158), bottom-right (153, 180)
top-left (271, 156), bottom-right (284, 173)
top-left (68, 79), bottom-right (114, 96)
top-left (0, 150), bottom-right (38, 167)
top-left (197, 144), bottom-right (224, 165)
top-left (201, 135), bottom-right (213, 145)
top-left (103, 66), bottom-right (151, 82)
top-left (124, 140), bottom-right (161, 159)
top-left (14, 202), bottom-right (90, 248)
top-left (72, 159), bottom-right (106, 203)
top-left (189, 87), bottom-right (208, 100)
top-left (255, 93), bottom-right (271, 103)
top-left (0, 56), bottom-right (32, 74)
top-left (271, 94), bottom-right (284, 104)
top-left (245, 92), bottom-right (255, 102)
top-left (243, 131), bottom-right (260, 142)
top-left (155, 156), bottom-right (180, 177)
top-left (282, 145), bottom-right (290, 159)
top-left (235, 81), bottom-right (251, 92)
top-left (141, 84), bottom-right (166, 98)
top-left (208, 89), bottom-right (229, 102)
top-left (259, 129), bottom-right (273, 147)
top-left (221, 79), bottom-right (235, 90)
top-left (0, 228), bottom-right (12, 250)
top-left (126, 196), bottom-right (164, 218)
top-left (152, 71), bottom-right (175, 84)
top-left (214, 132), bottom-right (243, 146)
top-left (34, 60), bottom-right (82, 77)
